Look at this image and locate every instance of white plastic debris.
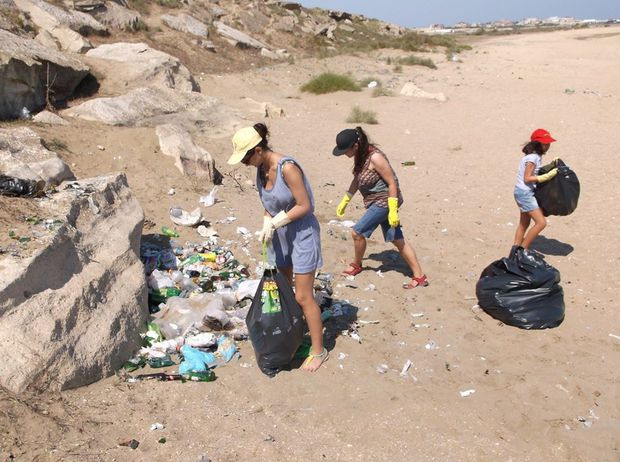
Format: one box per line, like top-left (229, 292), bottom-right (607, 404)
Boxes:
top-left (96, 145), bottom-right (105, 151)
top-left (168, 188), bottom-right (176, 196)
top-left (185, 332), bottom-right (217, 348)
top-left (197, 225), bottom-right (218, 238)
top-left (425, 341), bottom-right (437, 351)
top-left (400, 359), bottom-right (412, 376)
top-left (338, 352), bottom-right (348, 360)
top-left (199, 186), bottom-right (219, 207)
top-left (150, 423), bottom-right (165, 431)
top-left (376, 364), bottom-right (389, 374)
top-left (169, 206), bottom-right (202, 227)
top-left (609, 333), bottom-right (620, 341)
top-left (367, 80), bottom-right (378, 88)
top-left (236, 226), bottom-right (250, 236)
top-left (410, 312), bottom-right (425, 318)
top-left (365, 284), bottom-right (376, 291)
top-left (375, 270), bottom-right (384, 278)
top-left (327, 219), bottom-right (356, 228)
top-left (460, 389), bottom-right (476, 397)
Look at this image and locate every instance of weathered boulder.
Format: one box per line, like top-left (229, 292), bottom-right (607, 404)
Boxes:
top-left (0, 127), bottom-right (74, 184)
top-left (93, 1), bottom-right (141, 30)
top-left (155, 124), bottom-right (217, 180)
top-left (34, 29), bottom-right (60, 50)
top-left (48, 26), bottom-right (94, 53)
top-left (213, 21), bottom-right (269, 49)
top-left (0, 173), bottom-right (147, 393)
top-left (62, 86), bottom-right (230, 129)
top-left (400, 82), bottom-right (447, 102)
top-left (13, 0), bottom-right (107, 35)
top-left (85, 42), bottom-right (198, 92)
top-left (32, 109), bottom-right (69, 125)
top-left (0, 29), bottom-right (89, 119)
top-left (161, 13), bottom-right (208, 38)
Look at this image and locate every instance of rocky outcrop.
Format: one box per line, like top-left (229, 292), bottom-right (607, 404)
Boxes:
top-left (0, 29), bottom-right (89, 119)
top-left (62, 86), bottom-right (226, 128)
top-left (213, 21), bottom-right (269, 49)
top-left (155, 124), bottom-right (217, 180)
top-left (0, 127), bottom-right (74, 185)
top-left (161, 13), bottom-right (208, 38)
top-left (36, 26), bottom-right (93, 53)
top-left (0, 173), bottom-right (147, 393)
top-left (84, 42), bottom-right (198, 92)
top-left (32, 109), bottom-right (69, 125)
top-left (93, 1), bottom-right (141, 30)
top-left (13, 0), bottom-right (107, 35)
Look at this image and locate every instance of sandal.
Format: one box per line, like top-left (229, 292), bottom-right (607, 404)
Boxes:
top-left (342, 262), bottom-right (363, 276)
top-left (302, 348), bottom-right (329, 371)
top-left (403, 274), bottom-right (429, 289)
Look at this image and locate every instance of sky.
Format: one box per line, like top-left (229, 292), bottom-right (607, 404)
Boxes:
top-left (297, 0), bottom-right (619, 28)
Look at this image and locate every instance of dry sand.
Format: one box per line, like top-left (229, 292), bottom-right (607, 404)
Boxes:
top-left (2, 27), bottom-right (619, 461)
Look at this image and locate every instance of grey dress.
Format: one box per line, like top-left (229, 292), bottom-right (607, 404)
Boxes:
top-left (257, 156), bottom-right (323, 273)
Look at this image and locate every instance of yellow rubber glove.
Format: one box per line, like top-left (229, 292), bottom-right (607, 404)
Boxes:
top-left (387, 197), bottom-right (400, 228)
top-left (336, 192), bottom-right (352, 218)
top-left (536, 168), bottom-right (558, 183)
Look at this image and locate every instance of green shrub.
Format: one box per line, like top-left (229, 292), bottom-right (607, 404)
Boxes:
top-left (372, 86), bottom-right (392, 97)
top-left (397, 55), bottom-right (437, 69)
top-left (346, 106), bottom-right (378, 124)
top-left (301, 73), bottom-right (360, 94)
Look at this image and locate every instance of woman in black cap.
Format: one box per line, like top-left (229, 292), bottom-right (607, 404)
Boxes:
top-left (332, 127), bottom-right (428, 289)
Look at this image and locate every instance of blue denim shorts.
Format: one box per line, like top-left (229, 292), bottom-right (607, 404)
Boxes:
top-left (352, 203), bottom-right (404, 242)
top-left (514, 188), bottom-right (539, 212)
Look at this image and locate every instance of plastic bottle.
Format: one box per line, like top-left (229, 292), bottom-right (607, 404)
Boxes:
top-left (161, 226), bottom-right (180, 238)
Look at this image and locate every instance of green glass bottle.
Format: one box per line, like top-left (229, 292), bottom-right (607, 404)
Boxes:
top-left (183, 370), bottom-right (216, 382)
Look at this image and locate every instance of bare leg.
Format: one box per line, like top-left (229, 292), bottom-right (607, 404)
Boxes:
top-left (343, 230), bottom-right (367, 273)
top-left (392, 238), bottom-right (424, 278)
top-left (513, 212), bottom-right (531, 246)
top-left (294, 271), bottom-right (326, 372)
top-left (521, 208), bottom-right (547, 249)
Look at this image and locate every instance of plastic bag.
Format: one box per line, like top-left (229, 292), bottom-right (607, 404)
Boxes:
top-left (476, 246), bottom-right (565, 329)
top-left (246, 268), bottom-right (305, 377)
top-left (0, 175), bottom-right (45, 197)
top-left (535, 158), bottom-right (580, 216)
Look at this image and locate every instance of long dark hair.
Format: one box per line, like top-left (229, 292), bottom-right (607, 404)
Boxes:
top-left (353, 126), bottom-right (372, 174)
top-left (522, 141), bottom-right (545, 155)
top-left (252, 122), bottom-right (272, 152)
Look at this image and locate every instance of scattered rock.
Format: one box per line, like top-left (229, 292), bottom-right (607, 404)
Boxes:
top-left (161, 13), bottom-right (208, 38)
top-left (260, 47), bottom-right (289, 60)
top-left (0, 127), bottom-right (75, 185)
top-left (213, 21), bottom-right (269, 49)
top-left (47, 26), bottom-right (94, 53)
top-left (85, 42), bottom-right (199, 92)
top-left (13, 0), bottom-right (107, 35)
top-left (155, 124), bottom-right (218, 181)
top-left (93, 1), bottom-right (142, 31)
top-left (32, 110), bottom-right (69, 125)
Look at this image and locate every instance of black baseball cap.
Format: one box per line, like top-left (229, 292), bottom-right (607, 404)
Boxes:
top-left (332, 129), bottom-right (358, 156)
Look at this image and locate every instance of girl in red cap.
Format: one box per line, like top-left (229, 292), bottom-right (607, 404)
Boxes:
top-left (513, 128), bottom-right (559, 249)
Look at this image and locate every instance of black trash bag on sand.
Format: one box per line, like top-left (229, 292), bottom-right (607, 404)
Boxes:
top-left (475, 246), bottom-right (565, 329)
top-left (246, 268), bottom-right (305, 377)
top-left (535, 158), bottom-right (580, 216)
top-left (0, 174), bottom-right (45, 197)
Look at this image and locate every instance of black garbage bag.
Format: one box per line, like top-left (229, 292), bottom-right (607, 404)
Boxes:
top-left (0, 174), bottom-right (45, 197)
top-left (475, 246), bottom-right (565, 329)
top-left (246, 268), bottom-right (305, 377)
top-left (535, 158), bottom-right (580, 216)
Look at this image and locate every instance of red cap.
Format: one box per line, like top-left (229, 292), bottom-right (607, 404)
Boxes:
top-left (530, 128), bottom-right (556, 144)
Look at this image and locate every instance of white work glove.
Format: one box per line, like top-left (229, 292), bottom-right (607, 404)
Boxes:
top-left (257, 211), bottom-right (291, 244)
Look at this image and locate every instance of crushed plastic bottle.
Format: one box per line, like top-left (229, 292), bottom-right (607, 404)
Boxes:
top-left (160, 226), bottom-right (180, 238)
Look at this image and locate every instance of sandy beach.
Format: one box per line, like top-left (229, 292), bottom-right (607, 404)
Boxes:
top-left (2, 25), bottom-right (620, 461)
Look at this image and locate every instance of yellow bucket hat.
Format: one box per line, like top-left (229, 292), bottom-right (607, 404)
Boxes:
top-left (228, 126), bottom-right (262, 165)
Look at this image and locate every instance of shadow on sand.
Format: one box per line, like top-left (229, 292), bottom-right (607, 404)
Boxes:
top-left (529, 236), bottom-right (574, 256)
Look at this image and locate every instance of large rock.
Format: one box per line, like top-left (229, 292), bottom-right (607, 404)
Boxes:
top-left (161, 13), bottom-right (208, 38)
top-left (93, 1), bottom-right (141, 31)
top-left (213, 21), bottom-right (269, 49)
top-left (37, 26), bottom-right (93, 53)
top-left (0, 127), bottom-right (74, 185)
top-left (32, 109), bottom-right (69, 125)
top-left (85, 42), bottom-right (198, 92)
top-left (0, 29), bottom-right (89, 119)
top-left (0, 173), bottom-right (147, 393)
top-left (13, 0), bottom-right (107, 35)
top-left (155, 124), bottom-right (217, 180)
top-left (62, 86), bottom-right (231, 130)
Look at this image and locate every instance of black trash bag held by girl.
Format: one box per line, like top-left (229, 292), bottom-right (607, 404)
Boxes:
top-left (534, 158), bottom-right (580, 216)
top-left (246, 268), bottom-right (305, 377)
top-left (475, 246), bottom-right (565, 329)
